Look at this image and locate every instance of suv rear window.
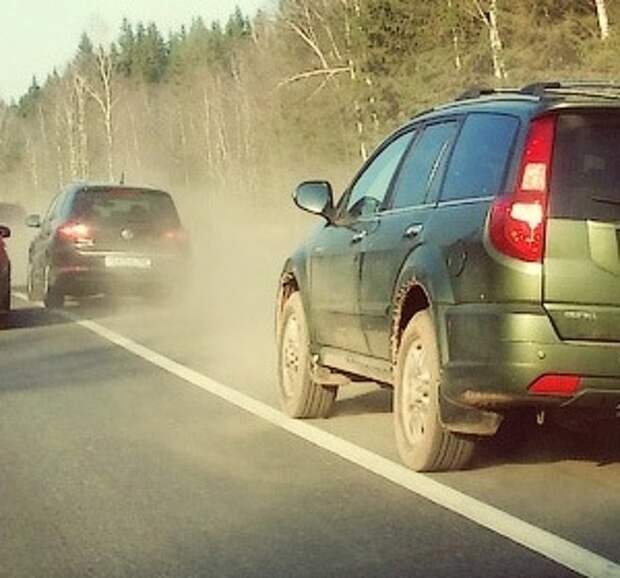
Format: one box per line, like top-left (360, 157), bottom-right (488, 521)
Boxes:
top-left (440, 113), bottom-right (519, 202)
top-left (550, 112), bottom-right (620, 221)
top-left (73, 188), bottom-right (180, 227)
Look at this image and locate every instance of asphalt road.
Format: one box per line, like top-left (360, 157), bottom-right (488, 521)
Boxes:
top-left (1, 211), bottom-right (619, 577)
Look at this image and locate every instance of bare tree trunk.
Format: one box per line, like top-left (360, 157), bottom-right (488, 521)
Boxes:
top-left (128, 105), bottom-right (142, 177)
top-left (177, 104), bottom-right (190, 188)
top-left (472, 0), bottom-right (508, 81)
top-left (594, 0), bottom-right (611, 40)
top-left (202, 87), bottom-right (214, 171)
top-left (448, 0), bottom-right (462, 72)
top-left (342, 0), bottom-right (367, 160)
top-left (53, 105), bottom-right (65, 188)
top-left (25, 136), bottom-right (39, 197)
top-left (85, 47), bottom-right (116, 181)
top-left (73, 75), bottom-right (90, 179)
top-left (487, 0), bottom-right (508, 80)
top-left (64, 104), bottom-right (78, 180)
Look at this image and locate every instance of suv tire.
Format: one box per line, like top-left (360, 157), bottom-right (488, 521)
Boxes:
top-left (394, 310), bottom-right (476, 472)
top-left (277, 292), bottom-right (337, 418)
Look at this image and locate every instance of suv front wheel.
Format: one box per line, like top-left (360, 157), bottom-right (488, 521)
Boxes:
top-left (277, 292), bottom-right (337, 418)
top-left (394, 310), bottom-right (476, 472)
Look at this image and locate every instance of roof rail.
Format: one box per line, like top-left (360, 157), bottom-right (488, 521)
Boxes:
top-left (521, 80), bottom-right (620, 98)
top-left (455, 87), bottom-right (521, 101)
top-left (455, 81), bottom-right (620, 103)
top-left (521, 80), bottom-right (620, 96)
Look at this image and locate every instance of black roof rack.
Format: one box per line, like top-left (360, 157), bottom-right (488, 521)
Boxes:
top-left (456, 81), bottom-right (620, 102)
top-left (414, 81), bottom-right (620, 120)
top-left (455, 87), bottom-right (520, 101)
top-left (521, 80), bottom-right (620, 95)
top-left (521, 80), bottom-right (620, 101)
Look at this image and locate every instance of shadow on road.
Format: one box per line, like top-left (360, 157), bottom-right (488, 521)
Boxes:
top-left (475, 415), bottom-right (620, 469)
top-left (333, 387), bottom-right (392, 417)
top-left (0, 306), bottom-right (71, 331)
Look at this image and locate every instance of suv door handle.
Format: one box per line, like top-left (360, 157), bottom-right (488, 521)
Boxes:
top-left (403, 224), bottom-right (423, 239)
top-left (351, 230), bottom-right (367, 244)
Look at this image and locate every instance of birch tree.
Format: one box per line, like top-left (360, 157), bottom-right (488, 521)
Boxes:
top-left (84, 46), bottom-right (117, 181)
top-left (593, 0), bottom-right (611, 40)
top-left (471, 0), bottom-right (508, 80)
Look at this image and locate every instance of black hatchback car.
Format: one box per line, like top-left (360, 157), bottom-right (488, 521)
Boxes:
top-left (277, 81), bottom-right (620, 472)
top-left (26, 183), bottom-right (190, 307)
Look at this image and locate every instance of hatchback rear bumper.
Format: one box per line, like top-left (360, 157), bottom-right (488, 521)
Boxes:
top-left (50, 252), bottom-right (190, 297)
top-left (439, 302), bottom-right (620, 417)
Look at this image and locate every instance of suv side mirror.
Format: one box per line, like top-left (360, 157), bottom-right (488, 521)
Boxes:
top-left (0, 225), bottom-right (10, 239)
top-left (26, 214), bottom-right (41, 228)
top-left (294, 181), bottom-right (334, 221)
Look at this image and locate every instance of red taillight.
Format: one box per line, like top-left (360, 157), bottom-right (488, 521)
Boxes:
top-left (528, 374), bottom-right (582, 397)
top-left (489, 116), bottom-right (556, 263)
top-left (162, 228), bottom-right (188, 241)
top-left (57, 221), bottom-right (93, 244)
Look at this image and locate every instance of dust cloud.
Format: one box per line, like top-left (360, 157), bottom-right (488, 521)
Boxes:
top-left (175, 189), bottom-right (316, 391)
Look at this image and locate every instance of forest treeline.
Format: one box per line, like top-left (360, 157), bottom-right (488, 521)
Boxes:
top-left (0, 0), bottom-right (618, 210)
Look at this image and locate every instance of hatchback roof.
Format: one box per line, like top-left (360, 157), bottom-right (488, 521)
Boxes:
top-left (64, 182), bottom-right (168, 197)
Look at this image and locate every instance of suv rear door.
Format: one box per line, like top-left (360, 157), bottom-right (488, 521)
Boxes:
top-left (358, 120), bottom-right (460, 359)
top-left (544, 110), bottom-right (620, 341)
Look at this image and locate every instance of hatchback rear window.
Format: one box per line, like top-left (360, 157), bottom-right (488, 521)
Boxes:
top-left (72, 188), bottom-right (180, 227)
top-left (550, 112), bottom-right (620, 221)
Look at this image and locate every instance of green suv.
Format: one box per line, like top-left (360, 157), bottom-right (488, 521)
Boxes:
top-left (276, 81), bottom-right (620, 472)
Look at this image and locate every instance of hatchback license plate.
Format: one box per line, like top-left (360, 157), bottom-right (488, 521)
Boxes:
top-left (105, 256), bottom-right (151, 269)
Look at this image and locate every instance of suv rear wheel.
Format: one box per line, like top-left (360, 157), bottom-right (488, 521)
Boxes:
top-left (394, 310), bottom-right (476, 471)
top-left (277, 292), bottom-right (337, 418)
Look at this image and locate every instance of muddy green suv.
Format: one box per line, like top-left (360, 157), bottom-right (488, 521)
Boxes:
top-left (276, 81), bottom-right (620, 472)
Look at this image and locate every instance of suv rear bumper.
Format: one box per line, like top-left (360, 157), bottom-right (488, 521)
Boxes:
top-left (439, 303), bottom-right (620, 417)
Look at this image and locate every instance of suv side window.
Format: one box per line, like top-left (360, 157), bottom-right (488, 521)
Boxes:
top-left (390, 121), bottom-right (458, 210)
top-left (345, 131), bottom-right (414, 219)
top-left (440, 113), bottom-right (519, 201)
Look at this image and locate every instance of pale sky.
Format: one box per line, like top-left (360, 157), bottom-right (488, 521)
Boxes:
top-left (0, 0), bottom-right (271, 102)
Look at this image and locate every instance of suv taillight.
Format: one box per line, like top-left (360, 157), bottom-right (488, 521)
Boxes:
top-left (489, 116), bottom-right (556, 263)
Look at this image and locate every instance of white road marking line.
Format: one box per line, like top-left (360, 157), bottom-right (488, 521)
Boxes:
top-left (14, 293), bottom-right (620, 578)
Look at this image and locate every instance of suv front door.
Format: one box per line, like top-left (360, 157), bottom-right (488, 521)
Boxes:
top-left (309, 131), bottom-right (413, 354)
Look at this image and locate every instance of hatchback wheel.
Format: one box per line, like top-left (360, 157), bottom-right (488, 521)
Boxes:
top-left (26, 264), bottom-right (39, 302)
top-left (394, 310), bottom-right (476, 472)
top-left (277, 292), bottom-right (336, 418)
top-left (42, 265), bottom-right (64, 309)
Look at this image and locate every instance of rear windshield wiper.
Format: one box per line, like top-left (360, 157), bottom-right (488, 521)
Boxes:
top-left (591, 195), bottom-right (620, 206)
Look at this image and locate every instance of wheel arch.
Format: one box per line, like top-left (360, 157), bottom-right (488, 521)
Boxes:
top-left (276, 257), bottom-right (312, 340)
top-left (390, 258), bottom-right (502, 437)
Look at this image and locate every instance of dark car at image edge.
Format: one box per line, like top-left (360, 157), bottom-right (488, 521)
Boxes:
top-left (0, 223), bottom-right (11, 318)
top-left (26, 182), bottom-right (190, 308)
top-left (276, 81), bottom-right (620, 472)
